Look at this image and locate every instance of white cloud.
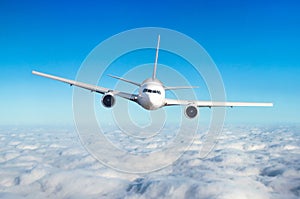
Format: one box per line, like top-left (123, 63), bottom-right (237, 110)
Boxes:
top-left (0, 125), bottom-right (299, 198)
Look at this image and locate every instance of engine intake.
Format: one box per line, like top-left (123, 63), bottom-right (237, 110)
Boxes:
top-left (185, 104), bottom-right (198, 119)
top-left (101, 93), bottom-right (115, 108)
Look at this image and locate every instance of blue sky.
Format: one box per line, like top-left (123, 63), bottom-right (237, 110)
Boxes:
top-left (1, 0), bottom-right (299, 125)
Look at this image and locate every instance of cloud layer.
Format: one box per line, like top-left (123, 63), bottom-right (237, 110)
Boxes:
top-left (0, 125), bottom-right (299, 198)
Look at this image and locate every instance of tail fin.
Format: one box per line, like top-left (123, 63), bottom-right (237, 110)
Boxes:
top-left (152, 35), bottom-right (160, 80)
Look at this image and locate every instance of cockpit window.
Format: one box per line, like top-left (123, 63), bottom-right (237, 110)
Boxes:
top-left (143, 88), bottom-right (161, 95)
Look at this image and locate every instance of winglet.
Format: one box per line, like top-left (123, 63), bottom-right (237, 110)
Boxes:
top-left (152, 35), bottom-right (160, 80)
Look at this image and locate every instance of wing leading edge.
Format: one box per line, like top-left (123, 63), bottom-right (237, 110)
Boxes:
top-left (32, 70), bottom-right (137, 101)
top-left (164, 98), bottom-right (273, 107)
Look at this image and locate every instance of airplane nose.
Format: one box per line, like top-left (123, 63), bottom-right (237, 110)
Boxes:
top-left (148, 95), bottom-right (155, 103)
top-left (148, 95), bottom-right (160, 109)
top-left (139, 93), bottom-right (161, 110)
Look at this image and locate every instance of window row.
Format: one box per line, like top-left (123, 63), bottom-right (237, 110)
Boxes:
top-left (143, 88), bottom-right (161, 95)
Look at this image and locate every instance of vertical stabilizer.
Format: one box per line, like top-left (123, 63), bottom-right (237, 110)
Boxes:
top-left (152, 35), bottom-right (160, 79)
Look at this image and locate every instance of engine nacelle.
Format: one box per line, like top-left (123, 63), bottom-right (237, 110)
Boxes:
top-left (185, 104), bottom-right (198, 119)
top-left (101, 93), bottom-right (115, 108)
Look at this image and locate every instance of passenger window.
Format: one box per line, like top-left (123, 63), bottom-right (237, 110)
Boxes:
top-left (143, 89), bottom-right (162, 94)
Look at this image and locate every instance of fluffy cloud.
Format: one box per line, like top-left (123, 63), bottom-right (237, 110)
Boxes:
top-left (0, 125), bottom-right (299, 198)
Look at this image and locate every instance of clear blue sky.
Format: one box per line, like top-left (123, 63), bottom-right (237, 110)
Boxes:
top-left (1, 0), bottom-right (299, 125)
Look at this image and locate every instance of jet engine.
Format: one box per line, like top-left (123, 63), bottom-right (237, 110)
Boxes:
top-left (185, 104), bottom-right (198, 119)
top-left (101, 93), bottom-right (115, 108)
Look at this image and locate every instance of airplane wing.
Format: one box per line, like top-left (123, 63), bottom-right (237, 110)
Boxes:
top-left (32, 71), bottom-right (138, 101)
top-left (164, 98), bottom-right (273, 107)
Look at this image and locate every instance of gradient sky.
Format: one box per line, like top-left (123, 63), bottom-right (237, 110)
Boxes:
top-left (1, 0), bottom-right (299, 125)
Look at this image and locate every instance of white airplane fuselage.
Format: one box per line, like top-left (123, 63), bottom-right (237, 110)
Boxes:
top-left (137, 78), bottom-right (165, 110)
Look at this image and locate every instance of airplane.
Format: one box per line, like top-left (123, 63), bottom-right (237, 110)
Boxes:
top-left (32, 35), bottom-right (273, 119)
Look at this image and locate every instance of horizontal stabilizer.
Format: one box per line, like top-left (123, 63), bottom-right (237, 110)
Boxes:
top-left (108, 74), bottom-right (141, 87)
top-left (164, 86), bottom-right (199, 90)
